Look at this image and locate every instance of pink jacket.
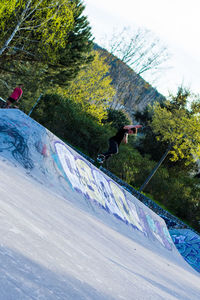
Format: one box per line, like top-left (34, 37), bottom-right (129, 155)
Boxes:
top-left (10, 87), bottom-right (23, 101)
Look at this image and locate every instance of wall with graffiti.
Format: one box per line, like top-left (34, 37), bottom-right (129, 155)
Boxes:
top-left (0, 110), bottom-right (176, 253)
top-left (170, 229), bottom-right (200, 273)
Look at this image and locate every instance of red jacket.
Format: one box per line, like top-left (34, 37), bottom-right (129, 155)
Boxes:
top-left (10, 87), bottom-right (23, 101)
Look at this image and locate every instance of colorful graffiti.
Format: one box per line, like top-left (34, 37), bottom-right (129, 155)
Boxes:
top-left (54, 141), bottom-right (173, 250)
top-left (170, 229), bottom-right (200, 273)
top-left (0, 117), bottom-right (34, 169)
top-left (0, 110), bottom-right (174, 251)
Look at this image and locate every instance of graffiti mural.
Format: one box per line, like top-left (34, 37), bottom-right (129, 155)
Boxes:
top-left (0, 117), bottom-right (34, 169)
top-left (54, 141), bottom-right (173, 251)
top-left (170, 229), bottom-right (200, 273)
top-left (0, 110), bottom-right (174, 252)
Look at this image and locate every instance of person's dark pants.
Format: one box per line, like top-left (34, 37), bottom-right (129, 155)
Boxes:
top-left (7, 97), bottom-right (16, 103)
top-left (103, 139), bottom-right (118, 160)
top-left (6, 97), bottom-right (17, 107)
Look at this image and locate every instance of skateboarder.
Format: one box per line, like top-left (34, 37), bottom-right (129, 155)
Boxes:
top-left (5, 84), bottom-right (24, 108)
top-left (97, 124), bottom-right (142, 163)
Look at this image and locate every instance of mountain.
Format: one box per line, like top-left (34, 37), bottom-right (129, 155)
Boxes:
top-left (94, 43), bottom-right (165, 119)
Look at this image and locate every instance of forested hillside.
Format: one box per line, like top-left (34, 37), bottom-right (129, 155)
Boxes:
top-left (94, 43), bottom-right (165, 119)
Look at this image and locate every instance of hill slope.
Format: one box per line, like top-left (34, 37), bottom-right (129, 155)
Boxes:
top-left (94, 43), bottom-right (165, 118)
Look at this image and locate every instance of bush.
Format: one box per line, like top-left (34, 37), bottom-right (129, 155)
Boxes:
top-left (32, 93), bottom-right (113, 158)
top-left (102, 108), bottom-right (131, 129)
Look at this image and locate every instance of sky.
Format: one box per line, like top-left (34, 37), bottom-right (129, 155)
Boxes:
top-left (84, 0), bottom-right (200, 97)
top-left (0, 109), bottom-right (200, 299)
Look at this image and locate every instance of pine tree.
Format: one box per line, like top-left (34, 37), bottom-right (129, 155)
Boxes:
top-left (46, 0), bottom-right (94, 84)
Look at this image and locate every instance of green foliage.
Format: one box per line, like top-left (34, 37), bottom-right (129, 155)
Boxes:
top-left (102, 108), bottom-right (131, 129)
top-left (167, 86), bottom-right (190, 112)
top-left (108, 142), bottom-right (161, 190)
top-left (0, 0), bottom-right (93, 71)
top-left (0, 0), bottom-right (75, 61)
top-left (134, 105), bottom-right (169, 162)
top-left (108, 144), bottom-right (152, 186)
top-left (108, 143), bottom-right (200, 231)
top-left (32, 94), bottom-right (111, 157)
top-left (135, 88), bottom-right (200, 171)
top-left (0, 0), bottom-right (94, 110)
top-left (0, 0), bottom-right (17, 19)
top-left (57, 50), bottom-right (115, 122)
top-left (151, 90), bottom-right (200, 165)
top-left (45, 0), bottom-right (94, 85)
top-left (147, 169), bottom-right (200, 231)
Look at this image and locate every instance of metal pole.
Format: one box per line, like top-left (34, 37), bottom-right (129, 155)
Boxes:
top-left (28, 93), bottom-right (43, 116)
top-left (0, 96), bottom-right (6, 108)
top-left (139, 143), bottom-right (173, 192)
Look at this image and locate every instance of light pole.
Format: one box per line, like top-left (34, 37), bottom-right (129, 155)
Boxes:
top-left (139, 143), bottom-right (173, 192)
top-left (28, 93), bottom-right (43, 116)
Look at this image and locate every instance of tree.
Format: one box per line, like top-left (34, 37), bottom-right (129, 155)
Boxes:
top-left (43, 0), bottom-right (94, 85)
top-left (0, 0), bottom-right (75, 61)
top-left (102, 108), bottom-right (131, 129)
top-left (31, 93), bottom-right (112, 157)
top-left (152, 88), bottom-right (200, 165)
top-left (57, 50), bottom-right (116, 122)
top-left (139, 87), bottom-right (200, 191)
top-left (96, 27), bottom-right (168, 117)
top-left (101, 27), bottom-right (170, 80)
top-left (0, 0), bottom-right (94, 109)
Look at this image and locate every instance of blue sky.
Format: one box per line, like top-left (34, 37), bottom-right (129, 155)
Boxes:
top-left (84, 0), bottom-right (200, 97)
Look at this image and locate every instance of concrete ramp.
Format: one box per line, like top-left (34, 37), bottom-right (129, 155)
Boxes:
top-left (0, 110), bottom-right (173, 251)
top-left (0, 109), bottom-right (199, 300)
top-left (170, 229), bottom-right (200, 273)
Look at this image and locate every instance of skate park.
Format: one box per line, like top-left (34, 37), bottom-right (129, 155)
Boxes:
top-left (0, 109), bottom-right (199, 299)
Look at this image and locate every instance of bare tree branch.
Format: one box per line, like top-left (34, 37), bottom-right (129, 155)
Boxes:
top-left (102, 27), bottom-right (170, 79)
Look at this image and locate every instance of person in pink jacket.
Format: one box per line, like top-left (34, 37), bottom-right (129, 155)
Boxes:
top-left (6, 84), bottom-right (24, 108)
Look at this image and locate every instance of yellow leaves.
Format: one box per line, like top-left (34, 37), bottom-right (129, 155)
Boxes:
top-left (33, 0), bottom-right (74, 54)
top-left (0, 0), bottom-right (19, 29)
top-left (151, 101), bottom-right (200, 165)
top-left (0, 0), bottom-right (17, 15)
top-left (169, 150), bottom-right (178, 162)
top-left (0, 0), bottom-right (75, 60)
top-left (58, 50), bottom-right (116, 123)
